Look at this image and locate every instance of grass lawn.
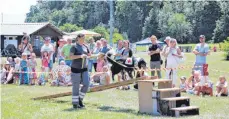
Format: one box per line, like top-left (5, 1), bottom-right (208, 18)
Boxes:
top-left (1, 52), bottom-right (229, 119)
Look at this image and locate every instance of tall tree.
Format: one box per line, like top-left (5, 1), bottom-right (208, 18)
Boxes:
top-left (213, 1), bottom-right (229, 43)
top-left (115, 1), bottom-right (143, 42)
top-left (167, 13), bottom-right (192, 43)
top-left (198, 1), bottom-right (221, 41)
top-left (142, 1), bottom-right (161, 39)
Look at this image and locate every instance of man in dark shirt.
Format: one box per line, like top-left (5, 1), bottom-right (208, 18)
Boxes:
top-left (148, 35), bottom-right (162, 78)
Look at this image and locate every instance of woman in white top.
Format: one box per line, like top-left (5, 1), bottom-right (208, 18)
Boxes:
top-left (19, 36), bottom-right (33, 57)
top-left (164, 38), bottom-right (183, 87)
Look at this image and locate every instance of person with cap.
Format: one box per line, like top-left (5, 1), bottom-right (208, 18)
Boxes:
top-left (41, 37), bottom-right (54, 72)
top-left (69, 33), bottom-right (90, 109)
top-left (162, 36), bottom-right (171, 68)
top-left (193, 35), bottom-right (210, 75)
top-left (62, 37), bottom-right (73, 66)
top-left (100, 38), bottom-right (111, 54)
top-left (19, 35), bottom-right (33, 57)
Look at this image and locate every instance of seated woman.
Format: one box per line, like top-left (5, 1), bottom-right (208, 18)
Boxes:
top-left (216, 76), bottom-right (228, 97)
top-left (90, 65), bottom-right (111, 86)
top-left (2, 61), bottom-right (15, 84)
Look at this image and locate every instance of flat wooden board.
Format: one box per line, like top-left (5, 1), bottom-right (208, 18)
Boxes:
top-left (152, 88), bottom-right (180, 92)
top-left (138, 79), bottom-right (172, 83)
top-left (161, 97), bottom-right (190, 101)
top-left (171, 106), bottom-right (199, 111)
top-left (33, 77), bottom-right (145, 100)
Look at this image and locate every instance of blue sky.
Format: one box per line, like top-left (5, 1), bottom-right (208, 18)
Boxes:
top-left (0, 0), bottom-right (37, 23)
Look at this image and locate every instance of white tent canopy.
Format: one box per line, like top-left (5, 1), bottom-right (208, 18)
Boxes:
top-left (70, 29), bottom-right (101, 37)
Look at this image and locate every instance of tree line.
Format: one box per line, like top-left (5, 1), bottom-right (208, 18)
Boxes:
top-left (26, 1), bottom-right (229, 43)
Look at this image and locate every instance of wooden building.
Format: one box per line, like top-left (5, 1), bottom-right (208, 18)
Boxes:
top-left (1, 22), bottom-right (64, 56)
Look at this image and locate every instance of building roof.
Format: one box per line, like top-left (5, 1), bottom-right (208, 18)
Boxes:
top-left (0, 22), bottom-right (64, 36)
top-left (135, 37), bottom-right (164, 45)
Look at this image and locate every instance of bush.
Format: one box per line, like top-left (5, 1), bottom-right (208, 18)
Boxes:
top-left (220, 37), bottom-right (229, 60)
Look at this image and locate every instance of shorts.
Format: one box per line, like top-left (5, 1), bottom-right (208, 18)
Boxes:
top-left (48, 60), bottom-right (53, 69)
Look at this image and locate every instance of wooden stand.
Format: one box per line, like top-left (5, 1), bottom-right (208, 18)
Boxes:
top-left (138, 79), bottom-right (199, 117)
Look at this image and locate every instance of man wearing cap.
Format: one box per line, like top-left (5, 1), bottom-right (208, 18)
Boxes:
top-left (193, 35), bottom-right (210, 75)
top-left (62, 38), bottom-right (73, 66)
top-left (162, 36), bottom-right (171, 68)
top-left (40, 37), bottom-right (54, 71)
top-left (69, 33), bottom-right (90, 109)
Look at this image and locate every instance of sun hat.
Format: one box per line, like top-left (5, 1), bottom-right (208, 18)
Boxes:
top-left (180, 76), bottom-right (186, 80)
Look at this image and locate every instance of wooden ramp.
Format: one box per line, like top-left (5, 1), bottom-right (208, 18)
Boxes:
top-left (32, 77), bottom-right (156, 100)
top-left (138, 79), bottom-right (199, 117)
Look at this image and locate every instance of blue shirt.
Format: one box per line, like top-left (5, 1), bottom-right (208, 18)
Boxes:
top-left (194, 43), bottom-right (209, 64)
top-left (115, 48), bottom-right (124, 60)
top-left (100, 46), bottom-right (110, 54)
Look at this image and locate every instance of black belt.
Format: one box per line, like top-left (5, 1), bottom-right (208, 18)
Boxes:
top-left (71, 67), bottom-right (88, 73)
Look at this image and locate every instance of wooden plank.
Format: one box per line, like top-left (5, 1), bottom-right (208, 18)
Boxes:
top-left (153, 88), bottom-right (180, 92)
top-left (33, 77), bottom-right (145, 100)
top-left (89, 77), bottom-right (144, 92)
top-left (138, 79), bottom-right (172, 83)
top-left (161, 97), bottom-right (190, 101)
top-left (171, 106), bottom-right (199, 111)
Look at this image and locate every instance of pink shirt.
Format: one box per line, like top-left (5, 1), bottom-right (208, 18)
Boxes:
top-left (96, 59), bottom-right (105, 72)
top-left (42, 57), bottom-right (49, 67)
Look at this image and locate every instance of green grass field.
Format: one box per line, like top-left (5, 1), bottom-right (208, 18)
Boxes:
top-left (1, 52), bottom-right (229, 119)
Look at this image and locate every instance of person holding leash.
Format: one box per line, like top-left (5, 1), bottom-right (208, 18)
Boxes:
top-left (69, 33), bottom-right (90, 109)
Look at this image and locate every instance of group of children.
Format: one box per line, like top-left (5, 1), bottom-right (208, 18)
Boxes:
top-left (179, 70), bottom-right (228, 97)
top-left (1, 53), bottom-right (72, 87)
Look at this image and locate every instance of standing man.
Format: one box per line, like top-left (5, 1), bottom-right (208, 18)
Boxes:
top-left (148, 35), bottom-right (162, 78)
top-left (62, 38), bottom-right (72, 66)
top-left (193, 35), bottom-right (210, 75)
top-left (70, 33), bottom-right (90, 109)
top-left (40, 37), bottom-right (54, 71)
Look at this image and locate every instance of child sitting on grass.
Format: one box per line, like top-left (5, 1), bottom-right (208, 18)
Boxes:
top-left (37, 67), bottom-right (46, 86)
top-left (180, 76), bottom-right (187, 92)
top-left (64, 68), bottom-right (72, 86)
top-left (193, 71), bottom-right (213, 96)
top-left (51, 71), bottom-right (66, 86)
top-left (216, 76), bottom-right (228, 97)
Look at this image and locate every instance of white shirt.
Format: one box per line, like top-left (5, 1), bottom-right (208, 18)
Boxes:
top-left (41, 44), bottom-right (54, 60)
